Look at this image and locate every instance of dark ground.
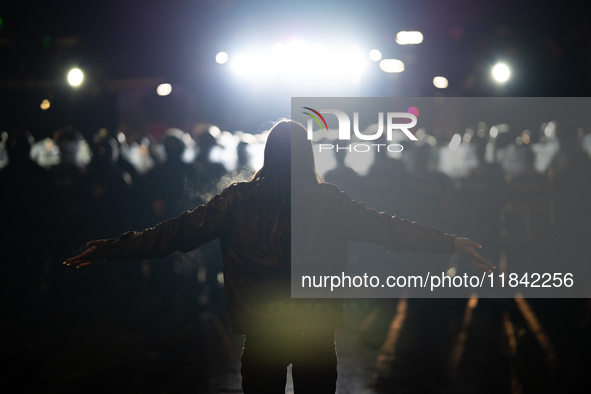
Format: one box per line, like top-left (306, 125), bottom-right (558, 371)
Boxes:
top-left (2, 268), bottom-right (589, 394)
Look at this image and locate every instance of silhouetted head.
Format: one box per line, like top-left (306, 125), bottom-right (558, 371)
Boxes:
top-left (412, 143), bottom-right (431, 172)
top-left (197, 131), bottom-right (217, 162)
top-left (334, 146), bottom-right (347, 166)
top-left (53, 126), bottom-right (83, 163)
top-left (162, 129), bottom-right (186, 162)
top-left (92, 136), bottom-right (119, 163)
top-left (237, 141), bottom-right (249, 168)
top-left (470, 134), bottom-right (487, 162)
top-left (5, 130), bottom-right (34, 162)
top-left (252, 120), bottom-right (320, 192)
top-left (555, 118), bottom-right (578, 153)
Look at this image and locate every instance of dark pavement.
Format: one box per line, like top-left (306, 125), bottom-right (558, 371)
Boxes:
top-left (2, 282), bottom-right (589, 393)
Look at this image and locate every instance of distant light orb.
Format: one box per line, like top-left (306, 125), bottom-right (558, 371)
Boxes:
top-left (369, 49), bottom-right (382, 62)
top-left (396, 31), bottom-right (423, 45)
top-left (67, 68), bottom-right (84, 87)
top-left (492, 63), bottom-right (510, 82)
top-left (216, 52), bottom-right (229, 64)
top-left (156, 83), bottom-right (172, 96)
top-left (433, 76), bottom-right (449, 89)
top-left (40, 99), bottom-right (51, 110)
top-left (379, 59), bottom-right (404, 73)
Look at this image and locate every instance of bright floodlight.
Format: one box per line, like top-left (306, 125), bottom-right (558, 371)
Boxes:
top-left (273, 43), bottom-right (286, 55)
top-left (67, 68), bottom-right (84, 86)
top-left (156, 83), bottom-right (172, 96)
top-left (396, 31), bottom-right (423, 45)
top-left (216, 52), bottom-right (229, 64)
top-left (369, 49), bottom-right (382, 61)
top-left (312, 42), bottom-right (324, 53)
top-left (492, 63), bottom-right (510, 82)
top-left (230, 41), bottom-right (369, 82)
top-left (433, 76), bottom-right (449, 89)
top-left (379, 59), bottom-right (404, 73)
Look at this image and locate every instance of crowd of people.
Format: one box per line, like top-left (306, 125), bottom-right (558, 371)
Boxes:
top-left (1, 118), bottom-right (590, 313)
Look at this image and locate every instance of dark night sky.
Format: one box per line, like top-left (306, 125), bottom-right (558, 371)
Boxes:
top-left (1, 0), bottom-right (590, 135)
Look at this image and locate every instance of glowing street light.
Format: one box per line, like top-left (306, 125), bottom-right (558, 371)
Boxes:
top-left (492, 63), bottom-right (510, 82)
top-left (396, 31), bottom-right (423, 45)
top-left (216, 52), bottom-right (229, 64)
top-left (156, 83), bottom-right (172, 96)
top-left (67, 68), bottom-right (84, 87)
top-left (369, 49), bottom-right (382, 62)
top-left (379, 59), bottom-right (404, 73)
top-left (433, 76), bottom-right (449, 89)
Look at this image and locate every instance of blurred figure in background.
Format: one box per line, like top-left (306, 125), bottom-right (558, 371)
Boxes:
top-left (501, 139), bottom-right (550, 273)
top-left (453, 132), bottom-right (506, 264)
top-left (362, 135), bottom-right (408, 215)
top-left (235, 140), bottom-right (255, 179)
top-left (112, 128), bottom-right (140, 185)
top-left (49, 126), bottom-right (87, 257)
top-left (141, 129), bottom-right (200, 226)
top-left (194, 130), bottom-right (227, 194)
top-left (137, 129), bottom-right (203, 314)
top-left (0, 130), bottom-right (56, 303)
top-left (547, 119), bottom-right (591, 273)
top-left (83, 132), bottom-right (134, 241)
top-left (323, 146), bottom-right (362, 201)
top-left (403, 141), bottom-right (452, 229)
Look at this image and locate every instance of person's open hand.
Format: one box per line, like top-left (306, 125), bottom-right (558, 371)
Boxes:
top-left (63, 240), bottom-right (109, 268)
top-left (454, 237), bottom-right (496, 273)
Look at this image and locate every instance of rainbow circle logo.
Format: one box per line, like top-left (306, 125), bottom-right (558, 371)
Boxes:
top-left (302, 107), bottom-right (329, 131)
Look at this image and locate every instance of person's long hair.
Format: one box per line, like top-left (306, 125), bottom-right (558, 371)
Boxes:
top-left (248, 120), bottom-right (321, 262)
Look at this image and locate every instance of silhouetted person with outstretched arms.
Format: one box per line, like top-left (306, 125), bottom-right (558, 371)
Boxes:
top-left (64, 120), bottom-right (494, 393)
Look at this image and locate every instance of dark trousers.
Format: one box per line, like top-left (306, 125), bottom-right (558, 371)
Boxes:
top-left (240, 330), bottom-right (338, 393)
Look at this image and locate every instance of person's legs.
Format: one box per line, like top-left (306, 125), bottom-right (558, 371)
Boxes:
top-left (240, 334), bottom-right (290, 393)
top-left (291, 331), bottom-right (338, 393)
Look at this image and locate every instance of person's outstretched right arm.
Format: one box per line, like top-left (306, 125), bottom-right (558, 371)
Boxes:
top-left (330, 185), bottom-right (495, 272)
top-left (64, 186), bottom-right (234, 268)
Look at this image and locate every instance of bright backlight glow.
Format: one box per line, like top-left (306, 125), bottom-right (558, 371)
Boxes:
top-left (273, 43), bottom-right (286, 55)
top-left (229, 40), bottom-right (370, 82)
top-left (492, 63), bottom-right (510, 82)
top-left (67, 68), bottom-right (84, 86)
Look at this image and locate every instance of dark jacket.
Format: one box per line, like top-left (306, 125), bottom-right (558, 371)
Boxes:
top-left (105, 182), bottom-right (455, 335)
